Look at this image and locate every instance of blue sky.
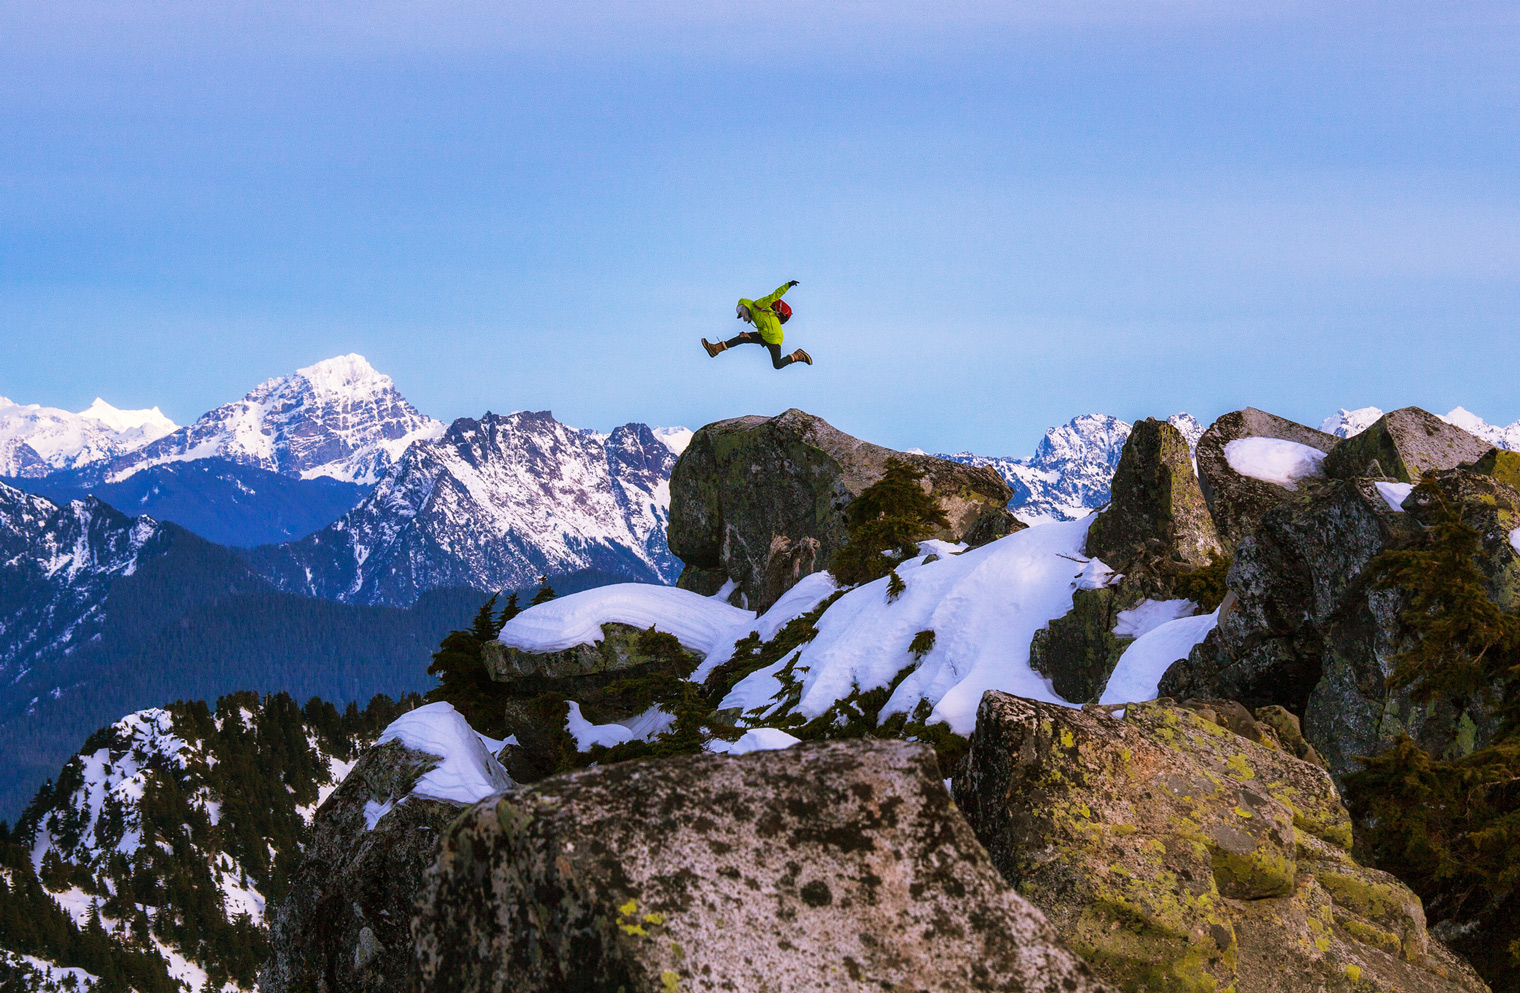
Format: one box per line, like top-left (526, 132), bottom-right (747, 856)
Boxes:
top-left (2, 1), bottom-right (1517, 455)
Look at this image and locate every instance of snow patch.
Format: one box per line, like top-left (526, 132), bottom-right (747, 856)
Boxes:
top-left (1224, 437), bottom-right (1327, 490)
top-left (1376, 481), bottom-right (1414, 513)
top-left (499, 583), bottom-right (754, 656)
top-left (1100, 609), bottom-right (1221, 705)
top-left (724, 518), bottom-right (1113, 735)
top-left (375, 703), bottom-right (513, 809)
top-left (709, 728), bottom-right (801, 755)
top-left (1510, 527), bottom-right (1520, 556)
top-left (1113, 599), bottom-right (1197, 640)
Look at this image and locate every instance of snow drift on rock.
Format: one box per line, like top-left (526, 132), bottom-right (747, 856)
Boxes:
top-left (499, 582), bottom-right (755, 656)
top-left (1376, 481), bottom-right (1414, 513)
top-left (708, 727), bottom-right (801, 755)
top-left (1113, 599), bottom-right (1197, 640)
top-left (1224, 437), bottom-right (1327, 490)
top-left (1100, 610), bottom-right (1220, 705)
top-left (723, 518), bottom-right (1114, 734)
top-left (376, 702), bottom-right (513, 807)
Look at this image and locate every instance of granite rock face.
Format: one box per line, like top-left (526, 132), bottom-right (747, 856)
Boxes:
top-left (1160, 467), bottom-right (1520, 782)
top-left (1324, 407), bottom-right (1492, 483)
top-left (667, 409), bottom-right (1014, 611)
top-left (1085, 418), bottom-right (1221, 575)
top-left (1195, 408), bottom-right (1340, 551)
top-left (953, 693), bottom-right (1489, 993)
top-left (413, 739), bottom-right (1111, 993)
top-left (261, 739), bottom-right (485, 993)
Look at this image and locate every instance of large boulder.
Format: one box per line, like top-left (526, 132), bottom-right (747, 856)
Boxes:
top-left (1324, 407), bottom-right (1492, 482)
top-left (1085, 417), bottom-right (1221, 575)
top-left (1159, 467), bottom-right (1520, 782)
top-left (1195, 408), bottom-right (1340, 550)
top-left (953, 693), bottom-right (1489, 993)
top-left (413, 739), bottom-right (1111, 993)
top-left (667, 408), bottom-right (1017, 611)
top-left (262, 707), bottom-right (515, 993)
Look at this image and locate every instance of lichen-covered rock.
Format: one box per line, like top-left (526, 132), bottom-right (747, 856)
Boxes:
top-left (1323, 407), bottom-right (1491, 482)
top-left (1085, 418), bottom-right (1221, 574)
top-left (413, 739), bottom-right (1111, 993)
top-left (483, 621), bottom-right (702, 681)
top-left (1029, 585), bottom-right (1146, 704)
top-left (261, 740), bottom-right (473, 993)
top-left (1195, 408), bottom-right (1340, 550)
top-left (668, 408), bottom-right (1014, 611)
top-left (953, 693), bottom-right (1489, 993)
top-left (1159, 470), bottom-right (1519, 782)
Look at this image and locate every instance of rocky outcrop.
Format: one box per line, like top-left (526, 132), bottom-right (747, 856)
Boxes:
top-left (1159, 467), bottom-right (1520, 782)
top-left (1029, 585), bottom-right (1146, 704)
top-left (1324, 407), bottom-right (1492, 482)
top-left (1085, 418), bottom-right (1221, 575)
top-left (1195, 408), bottom-right (1340, 550)
top-left (413, 739), bottom-right (1110, 993)
top-left (954, 693), bottom-right (1489, 993)
top-left (667, 408), bottom-right (1014, 611)
top-left (262, 739), bottom-right (484, 993)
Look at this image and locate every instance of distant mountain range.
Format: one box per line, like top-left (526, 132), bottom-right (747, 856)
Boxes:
top-left (938, 413), bottom-right (1204, 524)
top-left (0, 396), bottom-right (178, 478)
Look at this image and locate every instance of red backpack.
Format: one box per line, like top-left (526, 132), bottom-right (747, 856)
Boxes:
top-left (772, 299), bottom-right (793, 324)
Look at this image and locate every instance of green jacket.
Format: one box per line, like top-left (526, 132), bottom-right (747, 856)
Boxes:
top-left (738, 283), bottom-right (793, 345)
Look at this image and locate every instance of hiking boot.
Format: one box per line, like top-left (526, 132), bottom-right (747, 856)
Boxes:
top-left (702, 338), bottom-right (727, 357)
top-left (789, 349), bottom-right (812, 366)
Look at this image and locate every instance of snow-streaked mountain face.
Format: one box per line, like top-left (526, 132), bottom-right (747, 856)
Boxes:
top-left (248, 410), bottom-right (681, 607)
top-left (1320, 405), bottom-right (1520, 451)
top-left (938, 413), bottom-right (1202, 524)
top-left (0, 397), bottom-right (178, 478)
top-left (103, 354), bottom-right (444, 485)
top-left (653, 426), bottom-right (694, 455)
top-left (16, 692), bottom-right (411, 992)
top-left (0, 481), bottom-right (163, 680)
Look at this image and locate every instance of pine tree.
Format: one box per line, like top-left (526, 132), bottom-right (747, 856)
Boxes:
top-left (885, 570), bottom-right (906, 603)
top-left (424, 595), bottom-right (510, 736)
top-left (497, 592), bottom-right (521, 628)
top-left (530, 577), bottom-right (557, 606)
top-left (1345, 478), bottom-right (1520, 977)
top-left (830, 459), bottom-right (950, 586)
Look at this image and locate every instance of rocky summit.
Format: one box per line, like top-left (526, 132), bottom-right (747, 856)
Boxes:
top-left (669, 408), bottom-right (1015, 611)
top-left (1195, 408), bottom-right (1340, 551)
top-left (954, 693), bottom-right (1489, 993)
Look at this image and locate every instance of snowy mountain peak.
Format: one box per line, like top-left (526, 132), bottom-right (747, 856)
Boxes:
top-left (103, 355), bottom-right (445, 485)
top-left (939, 412), bottom-right (1200, 525)
top-left (1440, 406), bottom-right (1520, 451)
top-left (653, 426), bottom-right (694, 455)
top-left (292, 352), bottom-right (392, 398)
top-left (247, 409), bottom-right (680, 606)
top-left (0, 397), bottom-right (179, 478)
top-left (1320, 407), bottom-right (1384, 439)
top-left (78, 397), bottom-right (178, 436)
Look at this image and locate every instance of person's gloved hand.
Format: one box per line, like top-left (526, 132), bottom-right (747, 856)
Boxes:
top-left (787, 280), bottom-right (800, 288)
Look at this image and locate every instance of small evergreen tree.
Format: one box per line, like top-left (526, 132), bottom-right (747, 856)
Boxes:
top-left (530, 578), bottom-right (557, 606)
top-left (1346, 478), bottom-right (1520, 979)
top-left (885, 570), bottom-right (906, 603)
top-left (424, 595), bottom-right (510, 737)
top-left (830, 459), bottom-right (950, 586)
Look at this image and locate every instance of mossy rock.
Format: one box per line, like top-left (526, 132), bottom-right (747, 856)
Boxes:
top-left (953, 693), bottom-right (1488, 993)
top-left (1194, 408), bottom-right (1339, 551)
top-left (1468, 447), bottom-right (1520, 493)
top-left (1030, 585), bottom-right (1145, 704)
top-left (1324, 407), bottom-right (1491, 483)
top-left (1086, 418), bottom-right (1222, 573)
top-left (667, 408), bottom-right (1013, 612)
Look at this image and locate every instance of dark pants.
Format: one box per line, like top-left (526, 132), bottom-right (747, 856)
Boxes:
top-left (724, 331), bottom-right (792, 369)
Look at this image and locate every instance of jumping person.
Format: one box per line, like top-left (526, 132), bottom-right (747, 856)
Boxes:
top-left (701, 280), bottom-right (811, 368)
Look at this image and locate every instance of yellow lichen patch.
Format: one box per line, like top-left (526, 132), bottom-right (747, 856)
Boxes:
top-left (643, 912), bottom-right (666, 925)
top-left (1335, 912), bottom-right (1402, 956)
top-left (661, 969), bottom-right (682, 992)
top-left (619, 899), bottom-right (639, 917)
top-left (1345, 963), bottom-right (1362, 982)
top-left (1225, 754), bottom-right (1255, 781)
top-left (1060, 727), bottom-right (1077, 749)
top-left (1232, 806), bottom-right (1253, 819)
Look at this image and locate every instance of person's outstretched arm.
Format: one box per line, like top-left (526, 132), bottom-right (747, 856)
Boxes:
top-left (755, 280), bottom-right (798, 309)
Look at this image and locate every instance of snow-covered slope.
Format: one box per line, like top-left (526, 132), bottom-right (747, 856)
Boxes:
top-left (248, 410), bottom-right (682, 606)
top-left (938, 412), bottom-right (1203, 524)
top-left (101, 354), bottom-right (444, 485)
top-left (0, 397), bottom-right (177, 478)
